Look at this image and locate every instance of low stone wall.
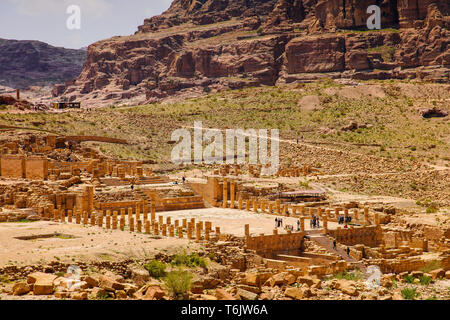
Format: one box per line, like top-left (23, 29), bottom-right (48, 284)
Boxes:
top-left (327, 225), bottom-right (382, 247)
top-left (245, 232), bottom-right (306, 257)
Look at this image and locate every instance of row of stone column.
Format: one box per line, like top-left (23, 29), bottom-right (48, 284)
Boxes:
top-left (52, 206), bottom-right (221, 242)
top-left (219, 186), bottom-right (378, 226)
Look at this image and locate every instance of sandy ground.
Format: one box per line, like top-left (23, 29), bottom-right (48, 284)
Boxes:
top-left (0, 220), bottom-right (198, 267)
top-left (156, 207), bottom-right (339, 237)
top-left (0, 207), bottom-right (338, 267)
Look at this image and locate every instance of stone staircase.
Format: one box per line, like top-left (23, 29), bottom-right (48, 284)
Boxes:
top-left (307, 232), bottom-right (367, 274)
top-left (134, 176), bottom-right (168, 185)
top-left (135, 189), bottom-right (151, 206)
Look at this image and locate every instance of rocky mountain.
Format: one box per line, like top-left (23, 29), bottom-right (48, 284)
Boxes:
top-left (53, 0), bottom-right (449, 105)
top-left (0, 39), bottom-right (86, 89)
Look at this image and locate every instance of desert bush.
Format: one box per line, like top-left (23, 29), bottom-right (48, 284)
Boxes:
top-left (144, 260), bottom-right (167, 278)
top-left (419, 275), bottom-right (432, 286)
top-left (171, 253), bottom-right (207, 268)
top-left (401, 288), bottom-right (418, 300)
top-left (164, 270), bottom-right (193, 297)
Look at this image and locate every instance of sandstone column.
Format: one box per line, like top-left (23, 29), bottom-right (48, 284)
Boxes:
top-left (300, 217), bottom-right (305, 232)
top-left (151, 205), bottom-right (156, 222)
top-left (129, 217), bottom-right (134, 232)
top-left (323, 216), bottom-right (328, 234)
top-left (98, 211), bottom-right (103, 228)
top-left (91, 212), bottom-right (96, 226)
top-left (222, 178), bottom-right (228, 208)
top-left (106, 212), bottom-right (111, 229)
top-left (230, 180), bottom-right (235, 209)
top-left (137, 220), bottom-right (142, 233)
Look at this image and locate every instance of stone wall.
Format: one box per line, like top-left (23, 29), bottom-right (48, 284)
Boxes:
top-left (0, 155), bottom-right (25, 178)
top-left (245, 232), bottom-right (306, 257)
top-left (327, 225), bottom-right (383, 247)
top-left (189, 177), bottom-right (220, 206)
top-left (0, 155), bottom-right (49, 180)
top-left (25, 157), bottom-right (48, 180)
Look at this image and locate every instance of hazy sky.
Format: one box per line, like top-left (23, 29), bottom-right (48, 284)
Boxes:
top-left (0, 0), bottom-right (173, 49)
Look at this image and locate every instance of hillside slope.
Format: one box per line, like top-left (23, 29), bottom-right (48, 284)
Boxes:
top-left (0, 39), bottom-right (86, 89)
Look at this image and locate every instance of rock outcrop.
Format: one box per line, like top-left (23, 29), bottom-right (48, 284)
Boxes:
top-left (0, 39), bottom-right (86, 89)
top-left (53, 0), bottom-right (450, 105)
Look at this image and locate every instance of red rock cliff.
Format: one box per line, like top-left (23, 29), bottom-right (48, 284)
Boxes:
top-left (54, 0), bottom-right (449, 105)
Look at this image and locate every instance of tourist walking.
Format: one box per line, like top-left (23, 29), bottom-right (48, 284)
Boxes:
top-left (275, 217), bottom-right (278, 228)
top-left (297, 219), bottom-right (300, 231)
top-left (333, 240), bottom-right (337, 250)
top-left (346, 247), bottom-right (350, 257)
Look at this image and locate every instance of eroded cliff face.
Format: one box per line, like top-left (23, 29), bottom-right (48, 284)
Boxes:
top-left (53, 0), bottom-right (449, 105)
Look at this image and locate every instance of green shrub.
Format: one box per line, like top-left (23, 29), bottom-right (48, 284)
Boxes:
top-left (403, 275), bottom-right (415, 284)
top-left (426, 206), bottom-right (438, 213)
top-left (164, 270), bottom-right (193, 297)
top-left (144, 260), bottom-right (167, 278)
top-left (401, 288), bottom-right (418, 300)
top-left (419, 275), bottom-right (432, 286)
top-left (171, 253), bottom-right (207, 268)
top-left (330, 270), bottom-right (363, 281)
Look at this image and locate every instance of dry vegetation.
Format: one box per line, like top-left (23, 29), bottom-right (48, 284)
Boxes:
top-left (0, 80), bottom-right (448, 206)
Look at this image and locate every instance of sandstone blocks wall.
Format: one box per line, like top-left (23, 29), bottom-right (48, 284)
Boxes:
top-left (0, 155), bottom-right (48, 180)
top-left (0, 155), bottom-right (25, 178)
top-left (327, 225), bottom-right (382, 247)
top-left (246, 232), bottom-right (306, 256)
top-left (25, 157), bottom-right (48, 180)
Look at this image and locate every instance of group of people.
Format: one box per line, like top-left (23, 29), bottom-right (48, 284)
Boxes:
top-left (310, 215), bottom-right (320, 229)
top-left (338, 216), bottom-right (352, 225)
top-left (338, 215), bottom-right (352, 229)
top-left (275, 217), bottom-right (284, 228)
